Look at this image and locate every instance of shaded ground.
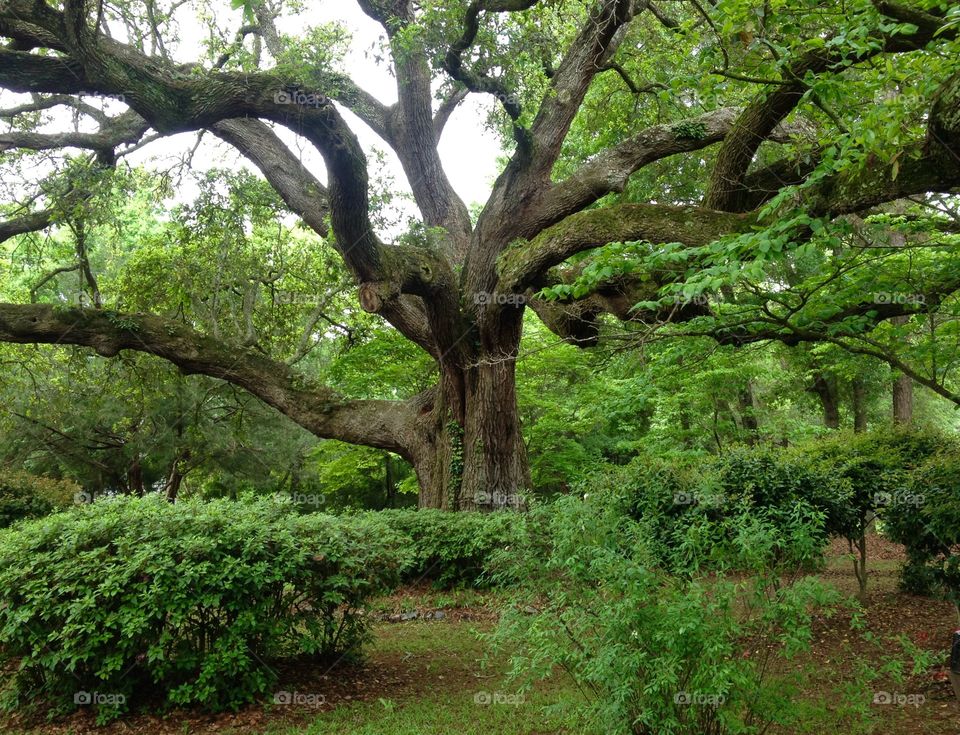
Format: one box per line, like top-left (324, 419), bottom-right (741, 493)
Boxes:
top-left (3, 534), bottom-right (959, 734)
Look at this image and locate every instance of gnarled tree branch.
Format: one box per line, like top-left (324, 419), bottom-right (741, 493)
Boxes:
top-left (0, 303), bottom-right (418, 456)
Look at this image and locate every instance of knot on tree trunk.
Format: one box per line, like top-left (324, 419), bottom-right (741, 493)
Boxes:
top-left (358, 281), bottom-right (400, 313)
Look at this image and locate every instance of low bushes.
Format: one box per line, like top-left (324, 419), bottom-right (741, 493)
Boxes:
top-left (0, 496), bottom-right (409, 722)
top-left (489, 492), bottom-right (847, 735)
top-left (599, 454), bottom-right (830, 573)
top-left (0, 470), bottom-right (78, 528)
top-left (371, 508), bottom-right (525, 588)
top-left (884, 451), bottom-right (960, 608)
top-left (604, 428), bottom-right (960, 599)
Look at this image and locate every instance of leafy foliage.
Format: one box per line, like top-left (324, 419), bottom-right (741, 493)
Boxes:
top-left (0, 497), bottom-right (409, 722)
top-left (885, 451), bottom-right (960, 607)
top-left (372, 509), bottom-right (524, 588)
top-left (489, 492), bottom-right (847, 735)
top-left (0, 470), bottom-right (77, 528)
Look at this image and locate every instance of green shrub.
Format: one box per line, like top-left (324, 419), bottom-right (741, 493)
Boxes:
top-left (795, 427), bottom-right (955, 598)
top-left (0, 470), bottom-right (78, 528)
top-left (371, 509), bottom-right (525, 588)
top-left (0, 496), bottom-right (409, 722)
top-left (489, 493), bottom-right (848, 735)
top-left (590, 455), bottom-right (829, 573)
top-left (884, 451), bottom-right (960, 609)
top-left (714, 445), bottom-right (845, 533)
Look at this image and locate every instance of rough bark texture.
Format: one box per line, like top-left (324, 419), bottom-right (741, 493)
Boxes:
top-left (893, 373), bottom-right (914, 425)
top-left (810, 374), bottom-right (841, 430)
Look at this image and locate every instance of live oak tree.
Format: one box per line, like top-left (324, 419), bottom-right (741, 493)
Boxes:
top-left (0, 0), bottom-right (958, 508)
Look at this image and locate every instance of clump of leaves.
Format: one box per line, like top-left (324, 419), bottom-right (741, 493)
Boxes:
top-left (0, 496), bottom-right (409, 722)
top-left (372, 508), bottom-right (524, 588)
top-left (488, 492), bottom-right (854, 735)
top-left (0, 470), bottom-right (78, 528)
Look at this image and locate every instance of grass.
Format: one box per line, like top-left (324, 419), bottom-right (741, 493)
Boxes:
top-left (265, 619), bottom-right (584, 735)
top-left (3, 536), bottom-right (957, 735)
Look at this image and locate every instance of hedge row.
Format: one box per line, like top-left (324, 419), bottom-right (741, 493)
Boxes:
top-left (0, 497), bottom-right (410, 721)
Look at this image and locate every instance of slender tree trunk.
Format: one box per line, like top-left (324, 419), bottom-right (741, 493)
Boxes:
top-left (849, 533), bottom-right (868, 603)
top-left (852, 377), bottom-right (867, 432)
top-left (737, 382), bottom-right (759, 444)
top-left (890, 315), bottom-right (914, 424)
top-left (384, 452), bottom-right (396, 508)
top-left (810, 373), bottom-right (840, 429)
top-left (893, 372), bottom-right (913, 424)
top-left (127, 456), bottom-right (145, 497)
top-left (163, 450), bottom-right (189, 502)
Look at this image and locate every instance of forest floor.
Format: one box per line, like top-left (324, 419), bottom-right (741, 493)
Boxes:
top-left (4, 534), bottom-right (958, 735)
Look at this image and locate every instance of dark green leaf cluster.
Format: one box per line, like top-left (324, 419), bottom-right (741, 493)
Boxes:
top-left (369, 508), bottom-right (524, 589)
top-left (0, 496), bottom-right (409, 722)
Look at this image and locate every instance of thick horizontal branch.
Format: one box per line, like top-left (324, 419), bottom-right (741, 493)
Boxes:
top-left (0, 4), bottom-right (386, 281)
top-left (0, 303), bottom-right (417, 455)
top-left (0, 109), bottom-right (149, 153)
top-left (498, 203), bottom-right (754, 292)
top-left (0, 208), bottom-right (54, 244)
top-left (530, 108), bottom-right (809, 232)
top-left (705, 12), bottom-right (957, 212)
top-left (210, 118), bottom-right (330, 238)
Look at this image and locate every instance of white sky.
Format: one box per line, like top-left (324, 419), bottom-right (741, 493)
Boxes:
top-left (144, 0), bottom-right (505, 224)
top-left (0, 0), bottom-right (505, 230)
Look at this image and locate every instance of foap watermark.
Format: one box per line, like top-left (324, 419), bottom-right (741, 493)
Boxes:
top-left (873, 292), bottom-right (925, 305)
top-left (273, 492), bottom-right (326, 507)
top-left (473, 690), bottom-right (524, 706)
top-left (873, 691), bottom-right (925, 707)
top-left (491, 90), bottom-right (522, 107)
top-left (671, 293), bottom-right (710, 307)
top-left (474, 491), bottom-right (523, 508)
top-left (874, 491), bottom-right (924, 508)
top-left (674, 691), bottom-right (725, 706)
top-left (74, 690), bottom-right (125, 706)
top-left (673, 491), bottom-right (726, 507)
top-left (274, 90), bottom-right (327, 108)
top-left (273, 690), bottom-right (326, 707)
top-left (474, 291), bottom-right (526, 307)
top-left (84, 92), bottom-right (127, 104)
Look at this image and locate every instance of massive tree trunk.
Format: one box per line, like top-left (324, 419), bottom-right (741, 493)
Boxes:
top-left (408, 310), bottom-right (530, 510)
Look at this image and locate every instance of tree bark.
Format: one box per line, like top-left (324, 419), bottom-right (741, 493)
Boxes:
top-left (737, 382), bottom-right (760, 444)
top-left (893, 372), bottom-right (914, 424)
top-left (810, 373), bottom-right (840, 429)
top-left (408, 310), bottom-right (530, 510)
top-left (852, 377), bottom-right (868, 432)
top-left (891, 316), bottom-right (914, 425)
top-left (0, 0), bottom-right (958, 512)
